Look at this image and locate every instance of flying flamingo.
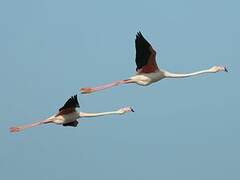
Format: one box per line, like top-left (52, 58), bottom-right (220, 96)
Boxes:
top-left (10, 95), bottom-right (134, 133)
top-left (80, 32), bottom-right (228, 94)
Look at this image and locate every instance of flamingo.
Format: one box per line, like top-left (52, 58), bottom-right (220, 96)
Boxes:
top-left (10, 95), bottom-right (134, 133)
top-left (80, 32), bottom-right (228, 94)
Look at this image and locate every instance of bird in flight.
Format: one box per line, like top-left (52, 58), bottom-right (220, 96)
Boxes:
top-left (80, 32), bottom-right (228, 94)
top-left (10, 95), bottom-right (134, 133)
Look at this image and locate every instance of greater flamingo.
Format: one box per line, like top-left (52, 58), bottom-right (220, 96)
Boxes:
top-left (80, 32), bottom-right (228, 94)
top-left (10, 95), bottom-right (134, 133)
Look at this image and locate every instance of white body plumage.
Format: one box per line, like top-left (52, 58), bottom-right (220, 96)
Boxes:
top-left (50, 112), bottom-right (80, 125)
top-left (130, 70), bottom-right (166, 86)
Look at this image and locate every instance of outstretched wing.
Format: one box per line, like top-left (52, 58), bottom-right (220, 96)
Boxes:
top-left (59, 95), bottom-right (80, 111)
top-left (135, 32), bottom-right (159, 73)
top-left (57, 95), bottom-right (80, 116)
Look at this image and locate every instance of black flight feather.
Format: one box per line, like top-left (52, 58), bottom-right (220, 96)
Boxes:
top-left (62, 120), bottom-right (79, 127)
top-left (135, 32), bottom-right (152, 70)
top-left (59, 95), bottom-right (80, 111)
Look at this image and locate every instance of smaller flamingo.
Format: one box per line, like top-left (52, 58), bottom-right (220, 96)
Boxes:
top-left (80, 32), bottom-right (228, 94)
top-left (10, 95), bottom-right (134, 133)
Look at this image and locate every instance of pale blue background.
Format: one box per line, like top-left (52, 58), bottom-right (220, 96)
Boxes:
top-left (0, 0), bottom-right (239, 179)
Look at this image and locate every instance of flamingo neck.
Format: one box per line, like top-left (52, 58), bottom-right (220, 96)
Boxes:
top-left (79, 111), bottom-right (119, 118)
top-left (163, 69), bottom-right (212, 78)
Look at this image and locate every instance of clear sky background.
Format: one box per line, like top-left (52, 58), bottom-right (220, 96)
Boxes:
top-left (0, 0), bottom-right (239, 179)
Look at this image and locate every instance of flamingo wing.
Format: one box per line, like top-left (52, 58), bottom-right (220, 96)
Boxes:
top-left (56, 95), bottom-right (80, 116)
top-left (135, 32), bottom-right (159, 73)
top-left (63, 120), bottom-right (79, 127)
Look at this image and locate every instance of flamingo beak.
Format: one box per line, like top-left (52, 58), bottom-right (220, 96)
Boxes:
top-left (130, 107), bottom-right (134, 112)
top-left (224, 66), bottom-right (228, 72)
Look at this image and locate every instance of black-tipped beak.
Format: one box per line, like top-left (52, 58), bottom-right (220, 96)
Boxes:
top-left (130, 108), bottom-right (134, 112)
top-left (224, 66), bottom-right (228, 72)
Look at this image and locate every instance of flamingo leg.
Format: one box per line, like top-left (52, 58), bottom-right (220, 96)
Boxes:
top-left (10, 119), bottom-right (53, 133)
top-left (80, 79), bottom-right (133, 94)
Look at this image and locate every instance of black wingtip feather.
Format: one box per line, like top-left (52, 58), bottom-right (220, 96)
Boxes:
top-left (135, 31), bottom-right (152, 70)
top-left (63, 120), bottom-right (79, 127)
top-left (74, 95), bottom-right (80, 108)
top-left (59, 94), bottom-right (80, 111)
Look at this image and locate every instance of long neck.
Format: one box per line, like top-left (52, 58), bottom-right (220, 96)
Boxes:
top-left (163, 69), bottom-right (212, 78)
top-left (79, 111), bottom-right (119, 118)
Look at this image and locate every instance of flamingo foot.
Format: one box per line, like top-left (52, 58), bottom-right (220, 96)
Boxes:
top-left (80, 87), bottom-right (96, 94)
top-left (10, 127), bottom-right (22, 133)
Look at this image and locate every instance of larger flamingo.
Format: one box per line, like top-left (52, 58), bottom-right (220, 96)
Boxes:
top-left (81, 32), bottom-right (228, 94)
top-left (10, 95), bottom-right (133, 133)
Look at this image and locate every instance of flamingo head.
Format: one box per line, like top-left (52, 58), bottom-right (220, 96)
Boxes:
top-left (117, 107), bottom-right (134, 115)
top-left (210, 65), bottom-right (228, 73)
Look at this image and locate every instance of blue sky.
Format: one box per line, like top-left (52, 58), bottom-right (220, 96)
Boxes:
top-left (0, 0), bottom-right (239, 179)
